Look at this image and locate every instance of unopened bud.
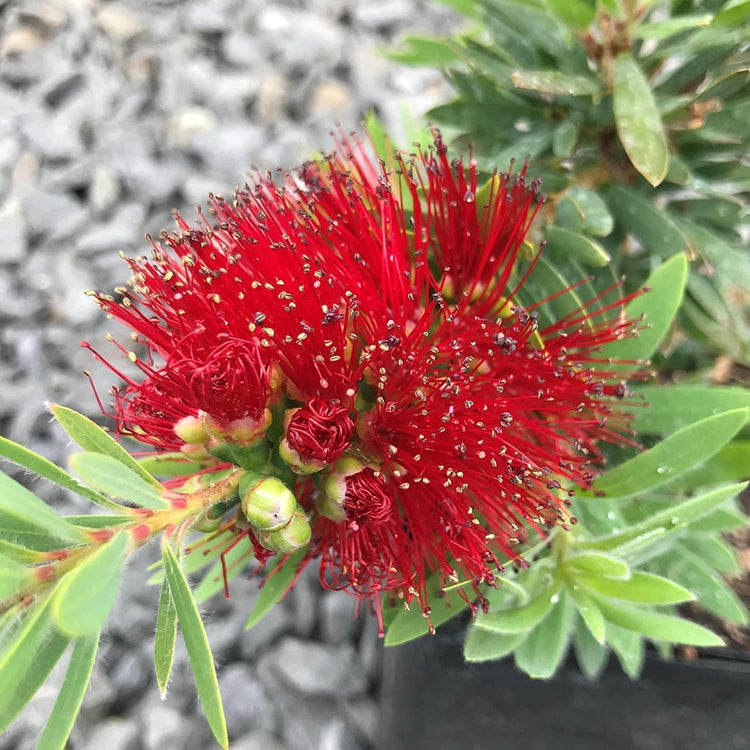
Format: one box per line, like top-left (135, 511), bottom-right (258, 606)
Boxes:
top-left (241, 476), bottom-right (296, 532)
top-left (174, 415), bottom-right (210, 445)
top-left (318, 457), bottom-right (366, 521)
top-left (278, 438), bottom-right (326, 475)
top-left (180, 443), bottom-right (212, 461)
top-left (227, 408), bottom-right (272, 444)
top-left (256, 507), bottom-right (311, 554)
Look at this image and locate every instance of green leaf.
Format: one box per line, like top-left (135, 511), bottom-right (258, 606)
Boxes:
top-left (49, 403), bottom-right (160, 488)
top-left (552, 120), bottom-right (578, 157)
top-left (576, 571), bottom-right (695, 604)
top-left (601, 253), bottom-right (688, 363)
top-left (386, 35), bottom-right (459, 67)
top-left (712, 0), bottom-right (750, 25)
top-left (67, 514), bottom-right (134, 528)
top-left (0, 597), bottom-right (71, 733)
top-left (593, 594), bottom-right (725, 646)
top-left (0, 551), bottom-right (31, 599)
top-left (70, 453), bottom-right (168, 510)
top-left (193, 534), bottom-right (255, 604)
top-left (577, 482), bottom-right (747, 554)
top-left (37, 631), bottom-right (99, 750)
top-left (154, 579), bottom-right (178, 698)
top-left (511, 70), bottom-right (599, 95)
top-left (632, 386), bottom-right (750, 434)
top-left (565, 553), bottom-right (629, 580)
top-left (636, 14), bottom-right (713, 39)
top-left (0, 436), bottom-right (124, 512)
top-left (0, 538), bottom-right (46, 564)
top-left (137, 452), bottom-right (213, 478)
top-left (544, 0), bottom-right (596, 28)
top-left (688, 506), bottom-right (747, 533)
top-left (573, 614), bottom-right (608, 679)
top-left (163, 540), bottom-right (228, 749)
top-left (673, 442), bottom-right (750, 491)
top-left (567, 187), bottom-right (614, 237)
top-left (545, 225), bottom-right (611, 266)
top-left (0, 471), bottom-right (85, 550)
top-left (384, 573), bottom-right (472, 646)
top-left (464, 626), bottom-right (527, 662)
top-left (245, 549), bottom-right (305, 630)
top-left (681, 535), bottom-right (740, 576)
top-left (613, 53), bottom-right (669, 186)
top-left (514, 592), bottom-right (574, 679)
top-left (476, 578), bottom-right (561, 634)
top-left (654, 547), bottom-right (748, 625)
top-left (52, 531), bottom-right (128, 637)
top-left (607, 623), bottom-right (644, 679)
top-left (567, 584), bottom-right (606, 643)
top-left (607, 186), bottom-right (689, 257)
top-left (591, 409), bottom-right (747, 498)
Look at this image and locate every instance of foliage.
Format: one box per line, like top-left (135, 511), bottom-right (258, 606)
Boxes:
top-left (391, 0), bottom-right (750, 370)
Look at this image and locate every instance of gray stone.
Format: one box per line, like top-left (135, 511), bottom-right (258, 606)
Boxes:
top-left (239, 598), bottom-right (293, 661)
top-left (319, 718), bottom-right (365, 750)
top-left (190, 122), bottom-right (265, 179)
top-left (232, 730), bottom-right (288, 750)
top-left (81, 718), bottom-right (141, 750)
top-left (89, 164), bottom-right (121, 215)
top-left (344, 696), bottom-right (380, 745)
top-left (266, 637), bottom-right (368, 698)
top-left (219, 663), bottom-right (277, 737)
top-left (140, 703), bottom-right (210, 750)
top-left (353, 0), bottom-right (415, 29)
top-left (22, 186), bottom-right (87, 239)
top-left (111, 648), bottom-right (151, 704)
top-left (21, 113), bottom-right (82, 161)
top-left (221, 32), bottom-right (262, 68)
top-left (287, 566), bottom-right (318, 638)
top-left (185, 1), bottom-right (227, 34)
top-left (320, 591), bottom-right (359, 644)
top-left (0, 214), bottom-right (27, 263)
top-left (75, 202), bottom-right (147, 255)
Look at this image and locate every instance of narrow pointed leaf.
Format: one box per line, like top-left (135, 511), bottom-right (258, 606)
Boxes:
top-left (577, 482), bottom-right (747, 553)
top-left (607, 623), bottom-right (644, 679)
top-left (577, 571), bottom-right (695, 604)
top-left (162, 541), bottom-right (228, 749)
top-left (0, 551), bottom-right (32, 599)
top-left (0, 472), bottom-right (85, 549)
top-left (511, 70), bottom-right (599, 95)
top-left (52, 531), bottom-right (128, 637)
top-left (0, 436), bottom-right (124, 511)
top-left (49, 403), bottom-right (160, 487)
top-left (591, 410), bottom-right (747, 498)
top-left (573, 615), bottom-right (608, 679)
top-left (384, 573), bottom-right (473, 646)
top-left (602, 253), bottom-right (688, 364)
top-left (593, 595), bottom-right (725, 646)
top-left (0, 538), bottom-right (46, 564)
top-left (567, 584), bottom-right (606, 643)
top-left (566, 553), bottom-right (629, 580)
top-left (632, 385), bottom-right (750, 434)
top-left (154, 579), bottom-right (178, 698)
top-left (567, 187), bottom-right (613, 237)
top-left (70, 453), bottom-right (168, 510)
top-left (545, 225), bottom-right (610, 266)
top-left (246, 549), bottom-right (306, 630)
top-left (613, 54), bottom-right (669, 186)
top-left (67, 514), bottom-right (135, 529)
top-left (0, 597), bottom-right (71, 732)
top-left (636, 14), bottom-right (713, 39)
top-left (477, 579), bottom-right (561, 634)
top-left (464, 626), bottom-right (526, 662)
top-left (544, 0), bottom-right (596, 28)
top-left (514, 593), bottom-right (574, 679)
top-left (137, 453), bottom-right (213, 477)
top-left (681, 535), bottom-right (740, 576)
top-left (37, 631), bottom-right (99, 750)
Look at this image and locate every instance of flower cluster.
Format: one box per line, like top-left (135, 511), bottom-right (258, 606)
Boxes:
top-left (86, 132), bottom-right (644, 631)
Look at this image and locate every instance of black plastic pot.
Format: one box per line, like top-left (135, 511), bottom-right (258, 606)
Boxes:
top-left (379, 622), bottom-right (750, 750)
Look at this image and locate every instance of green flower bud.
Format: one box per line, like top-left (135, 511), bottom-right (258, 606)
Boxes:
top-left (256, 507), bottom-right (311, 554)
top-left (278, 437), bottom-right (326, 475)
top-left (174, 415), bottom-right (210, 445)
top-left (317, 457), bottom-right (366, 521)
top-left (241, 476), bottom-right (297, 532)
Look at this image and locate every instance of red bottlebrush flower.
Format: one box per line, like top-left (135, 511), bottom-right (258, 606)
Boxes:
top-left (86, 130), bottom-right (646, 630)
top-left (280, 399), bottom-right (355, 473)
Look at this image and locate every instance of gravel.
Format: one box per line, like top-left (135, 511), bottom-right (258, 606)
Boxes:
top-left (0, 0), bottom-right (458, 748)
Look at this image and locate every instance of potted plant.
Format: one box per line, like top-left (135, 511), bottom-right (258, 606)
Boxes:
top-left (0, 42), bottom-right (748, 745)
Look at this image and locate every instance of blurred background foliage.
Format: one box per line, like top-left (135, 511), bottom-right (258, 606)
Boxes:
top-left (389, 0), bottom-right (750, 379)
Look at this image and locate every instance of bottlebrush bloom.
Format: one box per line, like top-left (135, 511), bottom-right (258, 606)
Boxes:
top-left (86, 131), bottom-right (645, 632)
